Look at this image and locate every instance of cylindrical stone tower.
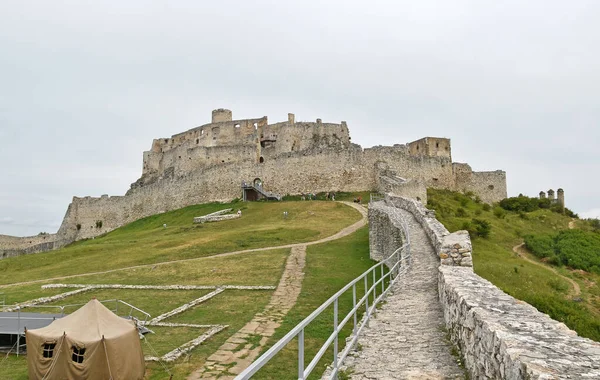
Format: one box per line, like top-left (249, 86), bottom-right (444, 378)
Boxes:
top-left (557, 188), bottom-right (565, 210)
top-left (212, 109), bottom-right (232, 123)
top-left (548, 189), bottom-right (555, 201)
top-left (539, 191), bottom-right (546, 199)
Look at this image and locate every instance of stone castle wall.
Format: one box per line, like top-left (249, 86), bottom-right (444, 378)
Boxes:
top-left (369, 195), bottom-right (600, 379)
top-left (1, 109), bottom-right (507, 258)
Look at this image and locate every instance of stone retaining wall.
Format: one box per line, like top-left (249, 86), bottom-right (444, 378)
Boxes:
top-left (371, 194), bottom-right (600, 379)
top-left (383, 195), bottom-right (472, 267)
top-left (193, 208), bottom-right (240, 223)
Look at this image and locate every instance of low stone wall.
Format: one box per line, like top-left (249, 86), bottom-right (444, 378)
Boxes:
top-left (368, 201), bottom-right (405, 267)
top-left (383, 195), bottom-right (472, 267)
top-left (193, 208), bottom-right (240, 223)
top-left (439, 267), bottom-right (600, 379)
top-left (372, 194), bottom-right (600, 379)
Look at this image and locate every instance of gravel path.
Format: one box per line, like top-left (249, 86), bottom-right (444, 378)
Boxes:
top-left (344, 208), bottom-right (464, 380)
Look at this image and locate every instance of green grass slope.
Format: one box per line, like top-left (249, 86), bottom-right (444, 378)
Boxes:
top-left (427, 189), bottom-right (600, 341)
top-left (0, 199), bottom-right (367, 380)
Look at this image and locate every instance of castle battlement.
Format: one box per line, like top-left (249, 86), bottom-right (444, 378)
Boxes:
top-left (1, 108), bottom-right (507, 257)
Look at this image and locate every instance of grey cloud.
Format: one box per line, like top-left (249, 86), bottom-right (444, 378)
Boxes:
top-left (1, 0), bottom-right (599, 235)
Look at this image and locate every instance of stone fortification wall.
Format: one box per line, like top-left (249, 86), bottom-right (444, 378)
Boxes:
top-left (452, 163), bottom-right (507, 204)
top-left (368, 202), bottom-right (406, 265)
top-left (0, 234), bottom-right (58, 258)
top-left (376, 171), bottom-right (427, 203)
top-left (371, 194), bottom-right (600, 379)
top-left (383, 195), bottom-right (472, 267)
top-left (1, 109), bottom-right (507, 258)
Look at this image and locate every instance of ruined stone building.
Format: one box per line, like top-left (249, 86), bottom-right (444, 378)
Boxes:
top-left (0, 109), bottom-right (507, 257)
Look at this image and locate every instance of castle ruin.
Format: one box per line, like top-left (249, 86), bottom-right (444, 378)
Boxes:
top-left (0, 109), bottom-right (507, 257)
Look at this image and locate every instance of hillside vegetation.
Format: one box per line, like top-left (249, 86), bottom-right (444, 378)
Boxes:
top-left (427, 189), bottom-right (600, 342)
top-left (0, 199), bottom-right (371, 380)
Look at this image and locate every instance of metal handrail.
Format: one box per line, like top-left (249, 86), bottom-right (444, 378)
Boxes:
top-left (237, 197), bottom-right (410, 379)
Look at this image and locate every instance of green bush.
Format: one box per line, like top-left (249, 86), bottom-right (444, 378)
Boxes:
top-left (493, 207), bottom-right (506, 219)
top-left (525, 230), bottom-right (600, 273)
top-left (482, 203), bottom-right (491, 212)
top-left (471, 218), bottom-right (491, 238)
top-left (456, 207), bottom-right (468, 217)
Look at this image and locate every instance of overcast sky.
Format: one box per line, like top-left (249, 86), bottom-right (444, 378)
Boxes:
top-left (1, 0), bottom-right (599, 236)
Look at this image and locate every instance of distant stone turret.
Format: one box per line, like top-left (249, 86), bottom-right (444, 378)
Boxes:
top-left (547, 189), bottom-right (555, 201)
top-left (557, 188), bottom-right (565, 212)
top-left (539, 191), bottom-right (546, 199)
top-left (212, 108), bottom-right (233, 123)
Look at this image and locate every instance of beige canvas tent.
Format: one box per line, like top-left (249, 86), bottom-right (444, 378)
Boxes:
top-left (26, 299), bottom-right (145, 380)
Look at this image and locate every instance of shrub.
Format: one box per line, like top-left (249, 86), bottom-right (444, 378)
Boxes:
top-left (499, 195), bottom-right (540, 212)
top-left (460, 198), bottom-right (469, 207)
top-left (518, 211), bottom-right (529, 220)
top-left (456, 207), bottom-right (468, 217)
top-left (493, 207), bottom-right (506, 219)
top-left (471, 218), bottom-right (492, 238)
top-left (525, 230), bottom-right (600, 273)
top-left (474, 209), bottom-right (482, 216)
top-left (474, 196), bottom-right (482, 204)
top-left (482, 203), bottom-right (491, 212)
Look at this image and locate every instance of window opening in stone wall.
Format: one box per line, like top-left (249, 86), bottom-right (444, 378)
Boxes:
top-left (196, 138), bottom-right (199, 144)
top-left (234, 124), bottom-right (240, 128)
top-left (201, 130), bottom-right (204, 135)
top-left (72, 346), bottom-right (85, 363)
top-left (488, 185), bottom-right (495, 190)
top-left (254, 123), bottom-right (258, 130)
top-left (436, 142), bottom-right (439, 148)
top-left (43, 343), bottom-right (56, 358)
top-left (164, 139), bottom-right (168, 143)
top-left (416, 145), bottom-right (419, 151)
top-left (259, 156), bottom-right (264, 163)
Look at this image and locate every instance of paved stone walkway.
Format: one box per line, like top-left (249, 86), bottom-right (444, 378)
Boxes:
top-left (188, 202), bottom-right (368, 379)
top-left (344, 209), bottom-right (465, 380)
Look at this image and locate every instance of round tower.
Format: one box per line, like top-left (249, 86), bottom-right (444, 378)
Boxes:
top-left (557, 188), bottom-right (565, 210)
top-left (212, 108), bottom-right (232, 123)
top-left (539, 191), bottom-right (546, 199)
top-left (547, 189), bottom-right (555, 201)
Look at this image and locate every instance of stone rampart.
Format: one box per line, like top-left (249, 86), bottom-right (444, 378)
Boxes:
top-left (383, 195), bottom-right (472, 266)
top-left (0, 234), bottom-right (59, 259)
top-left (370, 194), bottom-right (600, 379)
top-left (1, 109), bottom-right (507, 258)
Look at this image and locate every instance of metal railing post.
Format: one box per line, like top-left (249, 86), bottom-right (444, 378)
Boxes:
top-left (16, 307), bottom-right (20, 356)
top-left (372, 269), bottom-right (377, 317)
top-left (333, 299), bottom-right (338, 377)
top-left (364, 276), bottom-right (369, 327)
top-left (352, 284), bottom-right (357, 335)
top-left (298, 329), bottom-right (305, 379)
top-left (381, 265), bottom-right (385, 294)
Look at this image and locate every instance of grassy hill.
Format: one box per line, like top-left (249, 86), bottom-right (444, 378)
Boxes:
top-left (0, 199), bottom-right (373, 379)
top-left (427, 189), bottom-right (600, 341)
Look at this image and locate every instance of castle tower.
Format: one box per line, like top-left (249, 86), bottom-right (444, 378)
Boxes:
top-left (539, 191), bottom-right (546, 199)
top-left (212, 108), bottom-right (232, 123)
top-left (547, 189), bottom-right (555, 201)
top-left (557, 188), bottom-right (565, 211)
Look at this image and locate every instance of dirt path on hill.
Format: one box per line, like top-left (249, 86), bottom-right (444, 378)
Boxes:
top-left (188, 202), bottom-right (368, 379)
top-left (513, 243), bottom-right (581, 298)
top-left (0, 201), bottom-right (367, 289)
top-left (569, 219), bottom-right (576, 229)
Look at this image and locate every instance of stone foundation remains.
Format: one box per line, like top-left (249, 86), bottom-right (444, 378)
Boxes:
top-left (1, 109), bottom-right (507, 258)
top-left (369, 194), bottom-right (600, 379)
